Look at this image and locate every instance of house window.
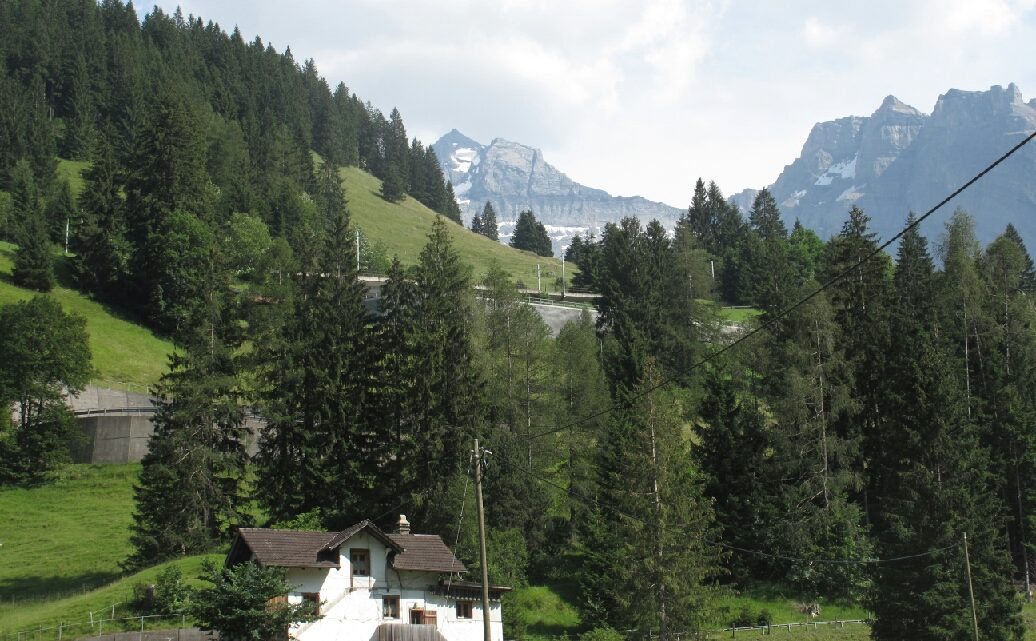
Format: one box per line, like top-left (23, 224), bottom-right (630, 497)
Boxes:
top-left (383, 596), bottom-right (400, 619)
top-left (456, 601), bottom-right (474, 619)
top-left (350, 548), bottom-right (370, 576)
top-left (301, 592), bottom-right (320, 616)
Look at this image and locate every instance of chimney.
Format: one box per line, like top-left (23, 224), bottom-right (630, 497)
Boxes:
top-left (397, 514), bottom-right (411, 535)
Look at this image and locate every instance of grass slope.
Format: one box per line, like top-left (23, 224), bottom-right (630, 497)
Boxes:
top-left (0, 465), bottom-right (139, 605)
top-left (0, 241), bottom-right (173, 390)
top-left (0, 555), bottom-right (220, 637)
top-left (341, 166), bottom-right (568, 291)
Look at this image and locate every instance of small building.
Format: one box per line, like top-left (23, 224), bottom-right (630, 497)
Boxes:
top-left (226, 516), bottom-right (510, 641)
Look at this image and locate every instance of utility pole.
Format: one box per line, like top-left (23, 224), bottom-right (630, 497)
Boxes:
top-left (561, 259), bottom-right (566, 298)
top-left (963, 532), bottom-right (979, 641)
top-left (536, 263), bottom-right (541, 293)
top-left (64, 218), bottom-right (70, 256)
top-left (356, 230), bottom-right (361, 273)
top-left (473, 439), bottom-right (492, 641)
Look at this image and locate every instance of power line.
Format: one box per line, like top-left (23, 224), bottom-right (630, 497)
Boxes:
top-left (527, 129), bottom-right (1036, 442)
top-left (502, 458), bottom-right (962, 566)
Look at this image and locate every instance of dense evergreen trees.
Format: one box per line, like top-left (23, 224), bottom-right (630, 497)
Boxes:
top-left (472, 201), bottom-right (500, 241)
top-left (6, 5), bottom-right (1036, 637)
top-left (510, 210), bottom-right (553, 257)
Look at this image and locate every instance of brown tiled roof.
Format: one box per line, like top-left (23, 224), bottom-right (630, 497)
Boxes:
top-left (388, 533), bottom-right (467, 573)
top-left (233, 528), bottom-right (340, 568)
top-left (228, 523), bottom-right (466, 574)
top-left (323, 520), bottom-right (400, 552)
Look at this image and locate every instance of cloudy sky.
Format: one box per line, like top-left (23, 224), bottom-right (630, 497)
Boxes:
top-left (148, 0), bottom-right (1036, 207)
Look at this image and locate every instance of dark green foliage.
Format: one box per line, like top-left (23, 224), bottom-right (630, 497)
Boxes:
top-left (581, 361), bottom-right (718, 637)
top-left (380, 167), bottom-right (406, 202)
top-left (190, 560), bottom-right (317, 641)
top-left (748, 189), bottom-right (787, 241)
top-left (73, 133), bottom-right (131, 299)
top-left (127, 244), bottom-right (249, 568)
top-left (442, 181), bottom-right (463, 224)
top-left (43, 179), bottom-right (76, 245)
top-left (475, 201), bottom-right (499, 241)
top-left (510, 210), bottom-right (553, 257)
top-left (869, 218), bottom-right (1021, 641)
top-left (596, 218), bottom-right (702, 395)
top-left (12, 199), bottom-right (56, 292)
top-left (0, 297), bottom-right (92, 485)
top-left (256, 166), bottom-right (372, 527)
top-left (696, 367), bottom-right (775, 583)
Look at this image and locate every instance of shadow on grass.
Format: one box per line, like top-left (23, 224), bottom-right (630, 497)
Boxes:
top-left (0, 571), bottom-right (124, 604)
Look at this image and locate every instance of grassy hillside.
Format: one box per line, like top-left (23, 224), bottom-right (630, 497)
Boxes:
top-left (0, 465), bottom-right (139, 605)
top-left (341, 166), bottom-right (569, 290)
top-left (0, 242), bottom-right (173, 390)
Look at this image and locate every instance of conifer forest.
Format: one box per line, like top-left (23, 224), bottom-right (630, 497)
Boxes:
top-left (2, 3), bottom-right (1036, 641)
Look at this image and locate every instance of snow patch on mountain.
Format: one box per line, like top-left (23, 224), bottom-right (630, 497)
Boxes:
top-left (814, 154), bottom-right (857, 185)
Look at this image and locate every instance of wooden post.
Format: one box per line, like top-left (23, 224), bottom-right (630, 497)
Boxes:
top-left (474, 439), bottom-right (492, 641)
top-left (964, 532), bottom-right (980, 641)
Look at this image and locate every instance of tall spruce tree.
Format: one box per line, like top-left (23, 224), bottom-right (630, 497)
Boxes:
top-left (127, 238), bottom-right (248, 569)
top-left (869, 217), bottom-right (1021, 641)
top-left (73, 133), bottom-right (131, 300)
top-left (12, 198), bottom-right (55, 292)
top-left (256, 164), bottom-right (372, 527)
top-left (479, 201), bottom-right (499, 241)
top-left (510, 210), bottom-right (552, 257)
top-left (581, 361), bottom-right (718, 639)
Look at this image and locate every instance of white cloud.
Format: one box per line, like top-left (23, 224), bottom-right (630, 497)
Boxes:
top-left (803, 17), bottom-right (840, 49)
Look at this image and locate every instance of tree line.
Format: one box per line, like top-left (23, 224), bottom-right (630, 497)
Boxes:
top-left (1, 3), bottom-right (1033, 640)
top-left (0, 0), bottom-right (461, 320)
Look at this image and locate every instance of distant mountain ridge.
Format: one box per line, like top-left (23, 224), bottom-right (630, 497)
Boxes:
top-left (432, 130), bottom-right (683, 255)
top-left (731, 83), bottom-right (1036, 248)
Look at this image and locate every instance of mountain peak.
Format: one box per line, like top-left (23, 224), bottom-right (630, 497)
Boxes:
top-left (875, 95), bottom-right (921, 116)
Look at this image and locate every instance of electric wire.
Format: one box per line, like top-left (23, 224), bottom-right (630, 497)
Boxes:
top-left (525, 129), bottom-right (1036, 442)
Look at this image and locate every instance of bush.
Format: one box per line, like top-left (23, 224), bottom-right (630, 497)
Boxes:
top-left (153, 565), bottom-right (192, 615)
top-left (579, 627), bottom-right (625, 641)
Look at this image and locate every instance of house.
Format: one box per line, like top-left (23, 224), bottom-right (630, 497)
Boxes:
top-left (226, 515), bottom-right (510, 641)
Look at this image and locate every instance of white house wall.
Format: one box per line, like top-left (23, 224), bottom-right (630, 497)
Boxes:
top-left (281, 533), bottom-right (504, 641)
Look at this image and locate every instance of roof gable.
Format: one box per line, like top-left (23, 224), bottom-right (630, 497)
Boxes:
top-left (227, 521), bottom-right (465, 573)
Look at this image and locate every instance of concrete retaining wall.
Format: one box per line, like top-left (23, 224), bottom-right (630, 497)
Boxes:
top-left (71, 415), bottom-right (155, 464)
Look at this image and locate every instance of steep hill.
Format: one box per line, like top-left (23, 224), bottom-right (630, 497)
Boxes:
top-left (731, 84), bottom-right (1036, 247)
top-left (432, 130), bottom-right (683, 255)
top-left (340, 165), bottom-right (568, 289)
top-left (0, 241), bottom-right (173, 390)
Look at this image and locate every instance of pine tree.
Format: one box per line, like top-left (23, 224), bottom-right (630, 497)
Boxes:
top-left (582, 360), bottom-right (718, 639)
top-left (695, 365), bottom-right (776, 583)
top-left (43, 179), bottom-right (76, 246)
top-left (12, 198), bottom-right (55, 292)
top-left (479, 201), bottom-right (499, 241)
top-left (748, 188), bottom-right (787, 241)
top-left (127, 235), bottom-right (248, 569)
top-left (510, 210), bottom-right (552, 257)
top-left (470, 212), bottom-right (483, 235)
top-left (408, 216), bottom-right (481, 529)
top-left (442, 181), bottom-right (463, 224)
top-left (380, 167), bottom-right (405, 202)
top-left (256, 165), bottom-right (372, 527)
top-left (73, 133), bottom-right (131, 300)
top-left (870, 218), bottom-right (1022, 641)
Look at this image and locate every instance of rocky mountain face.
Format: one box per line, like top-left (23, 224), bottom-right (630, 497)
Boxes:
top-left (731, 84), bottom-right (1036, 249)
top-left (432, 130), bottom-right (683, 256)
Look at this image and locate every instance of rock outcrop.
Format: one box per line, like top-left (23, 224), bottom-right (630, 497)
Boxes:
top-left (732, 84), bottom-right (1036, 248)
